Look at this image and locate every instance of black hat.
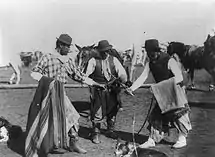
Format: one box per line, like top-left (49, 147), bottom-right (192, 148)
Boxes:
top-left (144, 39), bottom-right (161, 53)
top-left (56, 34), bottom-right (72, 45)
top-left (97, 40), bottom-right (113, 52)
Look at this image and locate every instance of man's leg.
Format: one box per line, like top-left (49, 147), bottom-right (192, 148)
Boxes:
top-left (172, 112), bottom-right (191, 148)
top-left (91, 122), bottom-right (101, 144)
top-left (91, 107), bottom-right (102, 144)
top-left (106, 102), bottom-right (118, 139)
top-left (139, 105), bottom-right (164, 148)
top-left (106, 116), bottom-right (118, 139)
top-left (139, 126), bottom-right (164, 148)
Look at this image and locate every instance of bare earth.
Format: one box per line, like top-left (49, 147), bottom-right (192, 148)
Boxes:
top-left (0, 64), bottom-right (215, 157)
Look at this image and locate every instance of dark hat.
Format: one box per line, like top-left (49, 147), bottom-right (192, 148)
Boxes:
top-left (97, 40), bottom-right (113, 52)
top-left (144, 39), bottom-right (161, 53)
top-left (56, 34), bottom-right (72, 45)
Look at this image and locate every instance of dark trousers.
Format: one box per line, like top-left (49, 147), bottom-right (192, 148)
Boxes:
top-left (90, 87), bottom-right (119, 133)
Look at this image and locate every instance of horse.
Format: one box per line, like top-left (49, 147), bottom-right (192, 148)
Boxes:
top-left (75, 44), bottom-right (99, 73)
top-left (167, 39), bottom-right (215, 91)
top-left (203, 34), bottom-right (215, 90)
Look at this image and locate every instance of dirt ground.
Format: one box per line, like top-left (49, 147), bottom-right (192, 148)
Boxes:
top-left (0, 64), bottom-right (215, 157)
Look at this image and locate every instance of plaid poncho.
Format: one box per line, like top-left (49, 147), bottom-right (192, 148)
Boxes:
top-left (25, 76), bottom-right (79, 157)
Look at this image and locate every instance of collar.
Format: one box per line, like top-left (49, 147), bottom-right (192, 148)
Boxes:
top-left (52, 49), bottom-right (70, 63)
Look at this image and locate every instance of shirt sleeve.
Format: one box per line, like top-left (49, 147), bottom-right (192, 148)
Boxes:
top-left (67, 58), bottom-right (85, 82)
top-left (113, 57), bottom-right (127, 83)
top-left (85, 58), bottom-right (96, 77)
top-left (68, 58), bottom-right (101, 86)
top-left (130, 62), bottom-right (150, 91)
top-left (168, 58), bottom-right (183, 84)
top-left (32, 54), bottom-right (48, 74)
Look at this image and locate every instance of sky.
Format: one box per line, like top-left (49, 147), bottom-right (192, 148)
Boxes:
top-left (0, 0), bottom-right (215, 64)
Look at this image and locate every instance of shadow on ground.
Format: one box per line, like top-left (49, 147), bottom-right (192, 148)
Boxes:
top-left (78, 125), bottom-right (149, 145)
top-left (72, 100), bottom-right (90, 111)
top-left (189, 102), bottom-right (215, 109)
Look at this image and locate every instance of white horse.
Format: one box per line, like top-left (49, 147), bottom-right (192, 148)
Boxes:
top-left (0, 54), bottom-right (23, 84)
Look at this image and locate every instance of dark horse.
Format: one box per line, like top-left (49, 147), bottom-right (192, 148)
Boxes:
top-left (75, 44), bottom-right (124, 73)
top-left (167, 35), bottom-right (215, 91)
top-left (75, 44), bottom-right (99, 73)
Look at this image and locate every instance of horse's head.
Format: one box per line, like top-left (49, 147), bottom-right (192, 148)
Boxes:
top-left (167, 42), bottom-right (187, 58)
top-left (75, 44), bottom-right (99, 72)
top-left (204, 34), bottom-right (215, 54)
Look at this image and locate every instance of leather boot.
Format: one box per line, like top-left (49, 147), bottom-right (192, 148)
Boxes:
top-left (172, 134), bottom-right (187, 149)
top-left (91, 123), bottom-right (101, 144)
top-left (68, 135), bottom-right (87, 154)
top-left (106, 118), bottom-right (118, 139)
top-left (68, 127), bottom-right (87, 154)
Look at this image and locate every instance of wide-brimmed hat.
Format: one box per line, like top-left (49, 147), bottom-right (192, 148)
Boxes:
top-left (56, 34), bottom-right (72, 45)
top-left (144, 39), bottom-right (161, 53)
top-left (97, 40), bottom-right (113, 52)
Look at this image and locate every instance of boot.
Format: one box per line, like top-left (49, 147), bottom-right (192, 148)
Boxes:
top-left (172, 134), bottom-right (187, 149)
top-left (92, 132), bottom-right (101, 144)
top-left (106, 118), bottom-right (118, 139)
top-left (68, 136), bottom-right (87, 154)
top-left (68, 127), bottom-right (87, 154)
top-left (139, 137), bottom-right (156, 148)
top-left (91, 123), bottom-right (101, 144)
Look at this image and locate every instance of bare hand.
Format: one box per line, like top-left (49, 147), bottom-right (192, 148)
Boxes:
top-left (93, 83), bottom-right (105, 89)
top-left (124, 88), bottom-right (134, 96)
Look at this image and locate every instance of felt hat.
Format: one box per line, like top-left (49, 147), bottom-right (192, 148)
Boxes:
top-left (97, 40), bottom-right (113, 52)
top-left (56, 34), bottom-right (72, 45)
top-left (144, 39), bottom-right (161, 53)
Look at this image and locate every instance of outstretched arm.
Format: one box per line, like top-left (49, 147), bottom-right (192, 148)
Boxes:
top-left (68, 58), bottom-right (104, 87)
top-left (130, 62), bottom-right (150, 91)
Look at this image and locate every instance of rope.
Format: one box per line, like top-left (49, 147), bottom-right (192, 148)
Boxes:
top-left (137, 96), bottom-right (154, 135)
top-left (132, 104), bottom-right (138, 157)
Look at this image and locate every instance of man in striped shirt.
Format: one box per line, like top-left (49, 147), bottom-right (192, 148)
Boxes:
top-left (30, 34), bottom-right (103, 155)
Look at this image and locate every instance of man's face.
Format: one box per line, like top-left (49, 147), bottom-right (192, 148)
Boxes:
top-left (100, 50), bottom-right (108, 59)
top-left (147, 51), bottom-right (160, 61)
top-left (60, 43), bottom-right (70, 55)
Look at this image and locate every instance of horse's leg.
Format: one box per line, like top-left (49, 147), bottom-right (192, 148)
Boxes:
top-left (207, 68), bottom-right (215, 91)
top-left (187, 68), bottom-right (195, 89)
top-left (190, 68), bottom-right (195, 87)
